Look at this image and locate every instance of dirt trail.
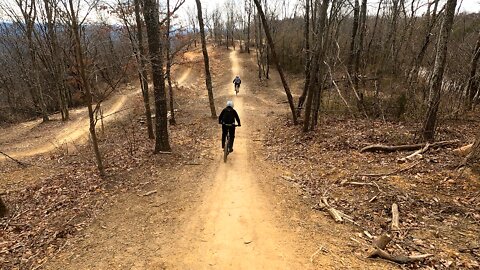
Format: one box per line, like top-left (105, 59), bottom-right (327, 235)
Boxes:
top-left (45, 49), bottom-right (393, 269)
top-left (0, 69), bottom-right (192, 160)
top-left (166, 51), bottom-right (309, 268)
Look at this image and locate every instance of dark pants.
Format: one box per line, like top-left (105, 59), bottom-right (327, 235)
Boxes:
top-left (234, 83), bottom-right (240, 90)
top-left (222, 125), bottom-right (236, 149)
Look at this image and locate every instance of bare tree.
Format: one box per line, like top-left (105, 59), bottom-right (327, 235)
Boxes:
top-left (407, 0), bottom-right (440, 99)
top-left (195, 0), bottom-right (216, 118)
top-left (465, 31), bottom-right (480, 110)
top-left (68, 0), bottom-right (105, 175)
top-left (134, 0), bottom-right (155, 138)
top-left (465, 130), bottom-right (480, 169)
top-left (297, 0), bottom-right (310, 116)
top-left (166, 0), bottom-right (176, 125)
top-left (422, 0), bottom-right (457, 142)
top-left (253, 0), bottom-right (298, 124)
top-left (143, 0), bottom-right (171, 152)
top-left (303, 0), bottom-right (329, 131)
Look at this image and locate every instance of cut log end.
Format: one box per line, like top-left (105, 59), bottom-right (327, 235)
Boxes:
top-left (453, 143), bottom-right (473, 156)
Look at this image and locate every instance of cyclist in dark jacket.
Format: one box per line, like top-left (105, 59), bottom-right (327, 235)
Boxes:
top-left (218, 100), bottom-right (241, 152)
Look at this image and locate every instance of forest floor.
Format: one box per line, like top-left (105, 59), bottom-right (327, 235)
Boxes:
top-left (0, 45), bottom-right (478, 269)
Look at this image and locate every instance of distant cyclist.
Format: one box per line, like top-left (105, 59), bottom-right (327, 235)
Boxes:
top-left (233, 75), bottom-right (241, 94)
top-left (218, 100), bottom-right (241, 152)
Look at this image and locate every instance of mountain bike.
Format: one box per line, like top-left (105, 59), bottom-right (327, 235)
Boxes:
top-left (234, 84), bottom-right (240, 96)
top-left (223, 124), bottom-right (239, 162)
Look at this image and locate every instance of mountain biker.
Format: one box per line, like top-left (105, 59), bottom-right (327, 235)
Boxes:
top-left (233, 75), bottom-right (241, 93)
top-left (219, 100), bottom-right (241, 152)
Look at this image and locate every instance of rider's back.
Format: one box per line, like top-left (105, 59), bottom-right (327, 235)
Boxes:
top-left (220, 107), bottom-right (237, 124)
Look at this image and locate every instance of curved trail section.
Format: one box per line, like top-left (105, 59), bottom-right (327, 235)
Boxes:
top-left (0, 70), bottom-right (191, 160)
top-left (167, 51), bottom-right (307, 268)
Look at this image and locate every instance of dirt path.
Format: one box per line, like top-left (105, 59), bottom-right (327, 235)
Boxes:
top-left (0, 68), bottom-right (193, 161)
top-left (163, 51), bottom-right (309, 268)
top-left (45, 49), bottom-right (393, 269)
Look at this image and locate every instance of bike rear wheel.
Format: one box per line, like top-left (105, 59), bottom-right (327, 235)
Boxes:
top-left (223, 135), bottom-right (229, 163)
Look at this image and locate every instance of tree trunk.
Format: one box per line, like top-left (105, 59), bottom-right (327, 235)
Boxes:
top-left (465, 131), bottom-right (480, 169)
top-left (246, 0), bottom-right (252, 54)
top-left (407, 0), bottom-right (439, 96)
top-left (45, 0), bottom-right (68, 121)
top-left (422, 0), bottom-right (457, 142)
top-left (348, 0), bottom-right (359, 77)
top-left (134, 0), bottom-right (155, 139)
top-left (143, 0), bottom-right (172, 152)
top-left (303, 0), bottom-right (329, 132)
top-left (24, 0), bottom-right (49, 122)
top-left (166, 0), bottom-right (176, 125)
top-left (465, 31), bottom-right (480, 110)
top-left (195, 0), bottom-right (217, 118)
top-left (253, 0), bottom-right (298, 125)
top-left (297, 0), bottom-right (311, 117)
top-left (366, 0), bottom-right (383, 64)
top-left (68, 0), bottom-right (105, 176)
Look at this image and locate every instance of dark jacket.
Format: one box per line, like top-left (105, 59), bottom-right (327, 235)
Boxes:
top-left (219, 106), bottom-right (241, 125)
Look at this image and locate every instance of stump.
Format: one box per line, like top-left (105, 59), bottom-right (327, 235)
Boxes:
top-left (0, 196), bottom-right (7, 218)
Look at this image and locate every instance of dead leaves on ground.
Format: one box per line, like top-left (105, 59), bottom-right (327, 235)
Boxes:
top-left (264, 115), bottom-right (480, 269)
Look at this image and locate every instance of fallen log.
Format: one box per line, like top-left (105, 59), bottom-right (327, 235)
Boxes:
top-left (360, 140), bottom-right (459, 153)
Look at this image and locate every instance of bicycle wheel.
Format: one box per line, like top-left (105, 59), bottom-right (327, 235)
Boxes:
top-left (223, 135), bottom-right (229, 163)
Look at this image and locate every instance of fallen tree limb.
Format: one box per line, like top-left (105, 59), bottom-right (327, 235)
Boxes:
top-left (321, 197), bottom-right (343, 223)
top-left (343, 181), bottom-right (381, 191)
top-left (368, 234), bottom-right (433, 264)
top-left (0, 151), bottom-right (29, 168)
top-left (373, 234), bottom-right (392, 249)
top-left (399, 143), bottom-right (430, 162)
top-left (391, 203), bottom-right (400, 231)
top-left (459, 246), bottom-right (480, 253)
top-left (142, 190), bottom-right (157, 196)
top-left (359, 161), bottom-right (421, 177)
top-left (368, 249), bottom-right (433, 264)
top-left (360, 140), bottom-right (459, 153)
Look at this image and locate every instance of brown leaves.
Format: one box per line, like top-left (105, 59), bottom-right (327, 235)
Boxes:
top-left (263, 115), bottom-right (480, 268)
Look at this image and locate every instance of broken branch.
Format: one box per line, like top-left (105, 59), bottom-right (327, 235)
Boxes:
top-left (391, 203), bottom-right (400, 231)
top-left (359, 161), bottom-right (420, 177)
top-left (368, 249), bottom-right (433, 264)
top-left (0, 151), bottom-right (30, 167)
top-left (321, 197), bottom-right (343, 223)
top-left (360, 140), bottom-right (459, 153)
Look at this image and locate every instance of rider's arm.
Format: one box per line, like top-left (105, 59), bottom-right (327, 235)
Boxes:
top-left (234, 111), bottom-right (241, 126)
top-left (218, 109), bottom-right (224, 124)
